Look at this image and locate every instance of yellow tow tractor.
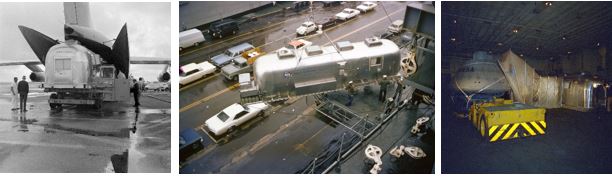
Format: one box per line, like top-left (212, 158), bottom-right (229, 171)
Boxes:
top-left (469, 98), bottom-right (546, 142)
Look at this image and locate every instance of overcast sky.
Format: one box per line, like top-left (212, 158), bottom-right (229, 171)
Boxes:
top-left (0, 2), bottom-right (170, 82)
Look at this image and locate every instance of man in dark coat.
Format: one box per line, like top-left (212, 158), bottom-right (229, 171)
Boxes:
top-left (17, 76), bottom-right (29, 112)
top-left (132, 78), bottom-right (141, 107)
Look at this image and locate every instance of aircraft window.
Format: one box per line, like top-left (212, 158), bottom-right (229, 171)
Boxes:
top-left (55, 58), bottom-right (71, 71)
top-left (101, 67), bottom-right (114, 78)
top-left (370, 57), bottom-right (382, 66)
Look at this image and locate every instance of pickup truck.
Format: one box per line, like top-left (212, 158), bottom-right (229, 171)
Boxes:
top-left (221, 57), bottom-right (252, 81)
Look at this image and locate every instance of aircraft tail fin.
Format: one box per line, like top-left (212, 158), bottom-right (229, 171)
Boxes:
top-left (64, 2), bottom-right (92, 27)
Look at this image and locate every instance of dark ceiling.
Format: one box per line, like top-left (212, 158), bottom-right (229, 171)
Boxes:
top-left (442, 1), bottom-right (612, 60)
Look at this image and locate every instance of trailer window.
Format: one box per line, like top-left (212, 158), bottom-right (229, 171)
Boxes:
top-left (101, 67), bottom-right (114, 78)
top-left (55, 58), bottom-right (71, 71)
top-left (370, 57), bottom-right (382, 66)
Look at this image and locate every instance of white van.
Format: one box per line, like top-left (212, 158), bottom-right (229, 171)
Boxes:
top-left (179, 29), bottom-right (205, 51)
top-left (179, 61), bottom-right (216, 86)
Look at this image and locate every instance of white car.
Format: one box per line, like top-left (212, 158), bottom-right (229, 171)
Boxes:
top-left (356, 2), bottom-right (377, 12)
top-left (335, 8), bottom-right (360, 21)
top-left (388, 20), bottom-right (404, 34)
top-left (296, 21), bottom-right (318, 36)
top-left (179, 61), bottom-right (216, 86)
top-left (205, 102), bottom-right (270, 136)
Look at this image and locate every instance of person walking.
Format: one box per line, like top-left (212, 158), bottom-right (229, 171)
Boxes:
top-left (17, 76), bottom-right (29, 112)
top-left (10, 77), bottom-right (18, 111)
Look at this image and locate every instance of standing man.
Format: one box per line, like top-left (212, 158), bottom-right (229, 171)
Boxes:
top-left (132, 78), bottom-right (141, 107)
top-left (379, 75), bottom-right (389, 102)
top-left (17, 76), bottom-right (29, 112)
top-left (10, 77), bottom-right (18, 111)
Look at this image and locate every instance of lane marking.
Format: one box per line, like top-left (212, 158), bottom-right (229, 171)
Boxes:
top-left (179, 83), bottom-right (240, 113)
top-left (179, 73), bottom-right (220, 92)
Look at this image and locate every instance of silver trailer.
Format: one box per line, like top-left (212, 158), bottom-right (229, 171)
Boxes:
top-left (240, 37), bottom-right (401, 103)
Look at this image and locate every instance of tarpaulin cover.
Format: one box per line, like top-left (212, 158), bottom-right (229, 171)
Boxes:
top-left (498, 50), bottom-right (595, 111)
top-left (498, 50), bottom-right (562, 108)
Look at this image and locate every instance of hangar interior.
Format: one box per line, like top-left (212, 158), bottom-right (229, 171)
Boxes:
top-left (442, 1), bottom-right (612, 173)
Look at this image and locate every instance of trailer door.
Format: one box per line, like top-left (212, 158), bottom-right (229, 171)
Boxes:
top-left (54, 58), bottom-right (72, 84)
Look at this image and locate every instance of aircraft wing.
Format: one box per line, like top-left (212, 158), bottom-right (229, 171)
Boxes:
top-left (130, 57), bottom-right (171, 65)
top-left (0, 60), bottom-right (44, 72)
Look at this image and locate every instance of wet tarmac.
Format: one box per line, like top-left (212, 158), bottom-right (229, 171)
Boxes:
top-left (0, 91), bottom-right (170, 172)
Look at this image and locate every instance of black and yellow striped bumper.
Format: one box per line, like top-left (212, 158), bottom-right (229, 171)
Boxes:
top-left (487, 121), bottom-right (546, 142)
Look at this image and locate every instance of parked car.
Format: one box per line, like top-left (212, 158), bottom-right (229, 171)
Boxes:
top-left (204, 102), bottom-right (270, 136)
top-left (209, 19), bottom-right (239, 39)
top-left (321, 1), bottom-right (342, 8)
top-left (144, 82), bottom-right (169, 91)
top-left (388, 20), bottom-right (404, 34)
top-left (279, 39), bottom-right (313, 51)
top-left (356, 2), bottom-right (377, 12)
top-left (179, 29), bottom-right (205, 51)
top-left (318, 18), bottom-right (338, 30)
top-left (335, 8), bottom-right (360, 21)
top-left (241, 47), bottom-right (266, 65)
top-left (296, 21), bottom-right (318, 36)
top-left (179, 61), bottom-right (216, 86)
top-left (179, 128), bottom-right (204, 162)
top-left (210, 43), bottom-right (254, 67)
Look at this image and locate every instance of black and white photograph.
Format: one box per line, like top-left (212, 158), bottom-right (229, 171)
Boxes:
top-left (0, 2), bottom-right (170, 172)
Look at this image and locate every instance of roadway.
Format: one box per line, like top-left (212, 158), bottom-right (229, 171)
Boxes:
top-left (179, 1), bottom-right (429, 174)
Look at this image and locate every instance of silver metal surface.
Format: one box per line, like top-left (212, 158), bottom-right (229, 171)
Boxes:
top-left (245, 38), bottom-right (401, 102)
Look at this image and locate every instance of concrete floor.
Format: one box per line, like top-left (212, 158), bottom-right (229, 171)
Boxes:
top-left (0, 91), bottom-right (170, 172)
top-left (442, 74), bottom-right (612, 173)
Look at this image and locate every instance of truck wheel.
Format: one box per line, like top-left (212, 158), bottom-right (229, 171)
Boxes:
top-left (229, 126), bottom-right (237, 133)
top-left (219, 34), bottom-right (223, 38)
top-left (194, 42), bottom-right (199, 46)
top-left (233, 30), bottom-right (236, 35)
top-left (94, 100), bottom-right (102, 109)
top-left (179, 47), bottom-right (183, 51)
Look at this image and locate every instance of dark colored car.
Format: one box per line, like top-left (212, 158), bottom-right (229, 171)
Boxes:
top-left (179, 128), bottom-right (204, 162)
top-left (209, 20), bottom-right (239, 39)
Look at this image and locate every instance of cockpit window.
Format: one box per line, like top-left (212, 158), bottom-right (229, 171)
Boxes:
top-left (55, 58), bottom-right (71, 72)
